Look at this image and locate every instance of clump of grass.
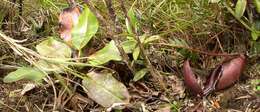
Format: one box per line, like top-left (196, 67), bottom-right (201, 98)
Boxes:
top-left (136, 0), bottom-right (218, 35)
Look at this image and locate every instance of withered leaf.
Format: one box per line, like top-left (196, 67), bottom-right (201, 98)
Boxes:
top-left (59, 6), bottom-right (81, 43)
top-left (82, 71), bottom-right (130, 108)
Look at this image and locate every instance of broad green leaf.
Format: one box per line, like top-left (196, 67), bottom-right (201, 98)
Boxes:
top-left (254, 0), bottom-right (260, 13)
top-left (35, 60), bottom-right (64, 73)
top-left (3, 67), bottom-right (46, 83)
top-left (82, 71), bottom-right (130, 107)
top-left (126, 8), bottom-right (138, 34)
top-left (88, 40), bottom-right (122, 66)
top-left (126, 19), bottom-right (132, 34)
top-left (235, 0), bottom-right (247, 18)
top-left (121, 39), bottom-right (137, 53)
top-left (133, 68), bottom-right (148, 82)
top-left (36, 37), bottom-right (72, 58)
top-left (36, 37), bottom-right (71, 73)
top-left (144, 35), bottom-right (161, 44)
top-left (133, 47), bottom-right (140, 60)
top-left (72, 5), bottom-right (99, 50)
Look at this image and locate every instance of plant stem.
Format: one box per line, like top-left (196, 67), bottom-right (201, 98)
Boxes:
top-left (78, 50), bottom-right (82, 58)
top-left (105, 0), bottom-right (135, 74)
top-left (54, 73), bottom-right (72, 95)
top-left (83, 0), bottom-right (135, 74)
top-left (119, 0), bottom-right (166, 90)
top-left (83, 0), bottom-right (107, 26)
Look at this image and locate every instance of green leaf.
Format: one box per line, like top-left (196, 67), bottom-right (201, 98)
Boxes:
top-left (121, 39), bottom-right (137, 53)
top-left (131, 36), bottom-right (145, 60)
top-left (257, 86), bottom-right (260, 91)
top-left (144, 35), bottom-right (161, 44)
top-left (133, 68), bottom-right (148, 82)
top-left (126, 8), bottom-right (138, 34)
top-left (36, 37), bottom-right (71, 73)
top-left (35, 60), bottom-right (64, 73)
top-left (254, 0), bottom-right (260, 13)
top-left (88, 40), bottom-right (122, 66)
top-left (72, 5), bottom-right (99, 50)
top-left (235, 0), bottom-right (247, 18)
top-left (82, 71), bottom-right (130, 107)
top-left (133, 47), bottom-right (140, 60)
top-left (36, 37), bottom-right (72, 58)
top-left (126, 36), bottom-right (135, 40)
top-left (3, 67), bottom-right (46, 83)
top-left (251, 31), bottom-right (259, 40)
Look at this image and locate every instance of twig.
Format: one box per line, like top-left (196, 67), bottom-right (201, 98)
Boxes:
top-left (105, 0), bottom-right (135, 74)
top-left (119, 0), bottom-right (166, 90)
